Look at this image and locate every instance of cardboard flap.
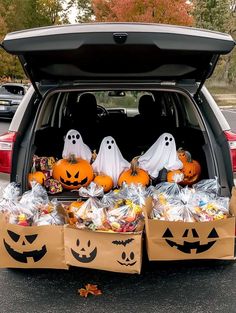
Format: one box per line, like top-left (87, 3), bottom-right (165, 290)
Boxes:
top-left (64, 226), bottom-right (143, 274)
top-left (0, 217), bottom-right (68, 269)
top-left (143, 197), bottom-right (153, 218)
top-left (229, 187), bottom-right (236, 216)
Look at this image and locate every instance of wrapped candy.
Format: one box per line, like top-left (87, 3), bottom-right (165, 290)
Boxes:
top-left (151, 179), bottom-right (230, 222)
top-left (0, 183), bottom-right (34, 226)
top-left (193, 177), bottom-right (220, 197)
top-left (0, 182), bottom-right (21, 214)
top-left (191, 195), bottom-right (229, 222)
top-left (103, 183), bottom-right (146, 232)
top-left (69, 182), bottom-right (146, 232)
top-left (34, 199), bottom-right (66, 226)
top-left (0, 182), bottom-right (67, 226)
top-left (31, 155), bottom-right (56, 180)
top-left (106, 198), bottom-right (144, 232)
top-left (20, 182), bottom-right (49, 215)
top-left (45, 178), bottom-right (63, 194)
top-left (71, 182), bottom-right (107, 230)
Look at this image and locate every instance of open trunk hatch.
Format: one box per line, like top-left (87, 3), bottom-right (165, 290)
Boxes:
top-left (1, 23), bottom-right (235, 93)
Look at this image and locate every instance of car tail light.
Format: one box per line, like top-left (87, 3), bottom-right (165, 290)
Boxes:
top-left (0, 132), bottom-right (17, 174)
top-left (224, 130), bottom-right (236, 172)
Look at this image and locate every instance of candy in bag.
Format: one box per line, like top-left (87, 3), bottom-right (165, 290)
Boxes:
top-left (20, 182), bottom-right (49, 215)
top-left (0, 182), bottom-right (21, 214)
top-left (34, 199), bottom-right (66, 226)
top-left (193, 177), bottom-right (220, 197)
top-left (72, 182), bottom-right (106, 230)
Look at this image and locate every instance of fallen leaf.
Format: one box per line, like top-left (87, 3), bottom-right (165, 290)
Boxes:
top-left (78, 284), bottom-right (102, 298)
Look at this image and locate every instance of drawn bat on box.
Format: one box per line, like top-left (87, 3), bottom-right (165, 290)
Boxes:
top-left (112, 238), bottom-right (134, 246)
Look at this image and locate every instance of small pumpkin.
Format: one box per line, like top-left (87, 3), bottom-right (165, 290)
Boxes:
top-left (118, 157), bottom-right (150, 187)
top-left (28, 171), bottom-right (46, 187)
top-left (67, 200), bottom-right (85, 225)
top-left (177, 148), bottom-right (191, 164)
top-left (167, 170), bottom-right (184, 183)
top-left (94, 173), bottom-right (113, 192)
top-left (181, 154), bottom-right (201, 185)
top-left (52, 154), bottom-right (94, 190)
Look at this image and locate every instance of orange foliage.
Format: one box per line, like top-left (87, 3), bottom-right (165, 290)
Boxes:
top-left (92, 0), bottom-right (193, 26)
top-left (78, 284), bottom-right (102, 298)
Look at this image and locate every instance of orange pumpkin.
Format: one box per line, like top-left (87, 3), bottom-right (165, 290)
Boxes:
top-left (28, 171), bottom-right (46, 187)
top-left (52, 154), bottom-right (94, 190)
top-left (69, 200), bottom-right (84, 210)
top-left (177, 148), bottom-right (191, 164)
top-left (167, 170), bottom-right (184, 183)
top-left (118, 157), bottom-right (149, 187)
top-left (94, 174), bottom-right (113, 192)
top-left (67, 200), bottom-right (85, 225)
top-left (181, 158), bottom-right (201, 185)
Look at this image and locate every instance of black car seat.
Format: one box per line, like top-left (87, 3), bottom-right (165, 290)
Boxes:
top-left (131, 95), bottom-right (159, 153)
top-left (132, 94), bottom-right (176, 156)
top-left (64, 92), bottom-right (98, 150)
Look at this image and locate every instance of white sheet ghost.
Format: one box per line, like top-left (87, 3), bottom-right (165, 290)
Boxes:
top-left (92, 136), bottom-right (130, 186)
top-left (138, 133), bottom-right (183, 178)
top-left (62, 129), bottom-right (92, 162)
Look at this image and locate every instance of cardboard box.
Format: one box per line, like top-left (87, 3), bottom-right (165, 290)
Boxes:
top-left (144, 198), bottom-right (235, 261)
top-left (64, 226), bottom-right (143, 274)
top-left (0, 215), bottom-right (68, 269)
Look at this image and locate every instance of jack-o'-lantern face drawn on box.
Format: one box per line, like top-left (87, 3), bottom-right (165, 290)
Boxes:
top-left (162, 227), bottom-right (219, 254)
top-left (71, 238), bottom-right (97, 263)
top-left (3, 229), bottom-right (47, 263)
top-left (112, 238), bottom-right (137, 266)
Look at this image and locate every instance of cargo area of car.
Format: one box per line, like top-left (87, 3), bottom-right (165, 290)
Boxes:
top-left (19, 87), bottom-right (214, 198)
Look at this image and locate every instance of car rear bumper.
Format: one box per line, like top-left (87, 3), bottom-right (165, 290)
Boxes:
top-left (0, 106), bottom-right (17, 118)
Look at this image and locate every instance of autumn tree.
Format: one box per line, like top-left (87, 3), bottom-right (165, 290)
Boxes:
top-left (37, 0), bottom-right (70, 25)
top-left (193, 0), bottom-right (231, 32)
top-left (75, 0), bottom-right (94, 22)
top-left (0, 0), bottom-right (73, 79)
top-left (92, 0), bottom-right (193, 26)
top-left (193, 0), bottom-right (236, 84)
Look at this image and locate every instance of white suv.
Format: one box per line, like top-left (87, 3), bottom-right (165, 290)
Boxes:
top-left (0, 23), bottom-right (235, 198)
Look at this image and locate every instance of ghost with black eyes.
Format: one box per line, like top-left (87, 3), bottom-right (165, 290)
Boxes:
top-left (138, 132), bottom-right (183, 178)
top-left (92, 136), bottom-right (130, 186)
top-left (62, 129), bottom-right (92, 162)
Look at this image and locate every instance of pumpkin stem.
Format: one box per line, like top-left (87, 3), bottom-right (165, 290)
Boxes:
top-left (130, 157), bottom-right (139, 176)
top-left (31, 163), bottom-right (36, 173)
top-left (68, 154), bottom-right (78, 164)
top-left (91, 150), bottom-right (97, 164)
top-left (185, 151), bottom-right (192, 162)
top-left (178, 147), bottom-right (192, 162)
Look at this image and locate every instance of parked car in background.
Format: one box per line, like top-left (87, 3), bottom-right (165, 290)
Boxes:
top-left (0, 23), bottom-right (235, 198)
top-left (0, 82), bottom-right (27, 118)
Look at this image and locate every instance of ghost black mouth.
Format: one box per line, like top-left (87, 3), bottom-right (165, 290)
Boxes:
top-left (60, 177), bottom-right (88, 186)
top-left (117, 261), bottom-right (137, 266)
top-left (165, 239), bottom-right (217, 254)
top-left (4, 239), bottom-right (47, 263)
top-left (71, 247), bottom-right (97, 263)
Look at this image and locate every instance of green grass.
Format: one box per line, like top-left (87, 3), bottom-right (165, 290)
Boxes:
top-left (206, 84), bottom-right (236, 94)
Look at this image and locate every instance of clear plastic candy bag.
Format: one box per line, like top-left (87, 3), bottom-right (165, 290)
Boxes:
top-left (0, 182), bottom-right (21, 214)
top-left (106, 199), bottom-right (144, 232)
top-left (79, 181), bottom-right (104, 198)
top-left (34, 198), bottom-right (66, 226)
top-left (70, 182), bottom-right (107, 230)
top-left (193, 177), bottom-right (220, 197)
top-left (20, 182), bottom-right (49, 215)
